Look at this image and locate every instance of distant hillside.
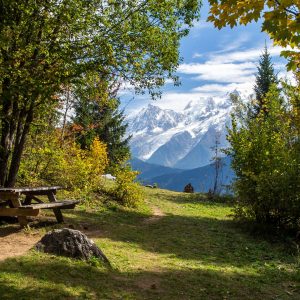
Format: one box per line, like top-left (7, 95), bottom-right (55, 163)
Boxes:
top-left (139, 156), bottom-right (235, 193)
top-left (130, 158), bottom-right (182, 182)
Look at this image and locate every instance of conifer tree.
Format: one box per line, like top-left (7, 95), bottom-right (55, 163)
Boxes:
top-left (73, 94), bottom-right (131, 167)
top-left (97, 102), bottom-right (131, 167)
top-left (253, 46), bottom-right (278, 116)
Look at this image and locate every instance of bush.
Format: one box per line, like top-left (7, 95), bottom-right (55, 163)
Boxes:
top-left (112, 164), bottom-right (143, 207)
top-left (18, 131), bottom-right (108, 198)
top-left (227, 84), bottom-right (300, 229)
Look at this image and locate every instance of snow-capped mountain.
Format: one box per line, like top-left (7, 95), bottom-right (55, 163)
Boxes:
top-left (127, 95), bottom-right (233, 169)
top-left (128, 104), bottom-right (185, 133)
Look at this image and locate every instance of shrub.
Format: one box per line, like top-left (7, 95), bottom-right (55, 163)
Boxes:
top-left (227, 84), bottom-right (300, 229)
top-left (18, 131), bottom-right (109, 198)
top-left (112, 164), bottom-right (143, 207)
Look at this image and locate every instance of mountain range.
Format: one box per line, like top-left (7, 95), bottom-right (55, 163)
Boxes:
top-left (126, 94), bottom-right (235, 192)
top-left (130, 156), bottom-right (234, 193)
top-left (127, 95), bottom-right (233, 169)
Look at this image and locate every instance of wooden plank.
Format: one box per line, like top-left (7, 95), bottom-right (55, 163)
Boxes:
top-left (11, 197), bottom-right (28, 227)
top-left (22, 200), bottom-right (79, 210)
top-left (48, 192), bottom-right (64, 223)
top-left (22, 190), bottom-right (59, 196)
top-left (0, 207), bottom-right (40, 217)
top-left (0, 186), bottom-right (63, 193)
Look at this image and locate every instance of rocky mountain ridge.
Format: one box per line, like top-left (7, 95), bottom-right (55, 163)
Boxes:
top-left (126, 94), bottom-right (233, 169)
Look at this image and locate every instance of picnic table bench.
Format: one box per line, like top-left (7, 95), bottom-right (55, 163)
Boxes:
top-left (0, 186), bottom-right (79, 227)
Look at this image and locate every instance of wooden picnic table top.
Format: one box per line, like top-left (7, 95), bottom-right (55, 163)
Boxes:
top-left (0, 186), bottom-right (76, 226)
top-left (0, 186), bottom-right (63, 193)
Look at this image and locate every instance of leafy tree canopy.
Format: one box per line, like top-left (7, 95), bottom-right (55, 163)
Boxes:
top-left (207, 1), bottom-right (300, 70)
top-left (0, 0), bottom-right (201, 186)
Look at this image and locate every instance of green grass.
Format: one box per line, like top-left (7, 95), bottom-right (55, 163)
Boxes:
top-left (1, 188), bottom-right (300, 299)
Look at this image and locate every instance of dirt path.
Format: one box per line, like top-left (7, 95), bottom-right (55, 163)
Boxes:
top-left (0, 226), bottom-right (41, 261)
top-left (143, 205), bottom-right (165, 224)
top-left (0, 203), bottom-right (166, 261)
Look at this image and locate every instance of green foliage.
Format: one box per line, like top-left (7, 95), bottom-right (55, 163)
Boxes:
top-left (253, 46), bottom-right (279, 116)
top-left (207, 1), bottom-right (300, 70)
top-left (19, 130), bottom-right (109, 198)
top-left (15, 77), bottom-right (139, 206)
top-left (112, 164), bottom-right (144, 207)
top-left (227, 84), bottom-right (300, 229)
top-left (0, 0), bottom-right (201, 186)
top-left (72, 78), bottom-right (130, 167)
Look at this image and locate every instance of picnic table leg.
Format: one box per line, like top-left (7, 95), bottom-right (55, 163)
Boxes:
top-left (48, 192), bottom-right (64, 223)
top-left (23, 195), bottom-right (32, 205)
top-left (10, 197), bottom-right (28, 227)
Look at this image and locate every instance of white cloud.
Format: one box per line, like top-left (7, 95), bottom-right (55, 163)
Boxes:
top-left (192, 20), bottom-right (213, 30)
top-left (122, 44), bottom-right (290, 115)
top-left (216, 33), bottom-right (252, 54)
top-left (118, 80), bottom-right (136, 96)
top-left (178, 45), bottom-right (286, 85)
top-left (165, 78), bottom-right (175, 84)
top-left (178, 62), bottom-right (256, 83)
top-left (192, 82), bottom-right (254, 96)
top-left (192, 52), bottom-right (204, 59)
top-left (278, 71), bottom-right (297, 85)
top-left (210, 46), bottom-right (283, 63)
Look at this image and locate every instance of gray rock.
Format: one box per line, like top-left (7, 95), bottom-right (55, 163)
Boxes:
top-left (35, 228), bottom-right (110, 264)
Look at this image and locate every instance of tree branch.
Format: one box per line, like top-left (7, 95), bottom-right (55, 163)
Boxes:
top-left (274, 0), bottom-right (299, 16)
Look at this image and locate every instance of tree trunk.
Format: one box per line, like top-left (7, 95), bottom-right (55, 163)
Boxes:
top-left (60, 86), bottom-right (71, 145)
top-left (6, 106), bottom-right (34, 187)
top-left (0, 80), bottom-right (16, 186)
top-left (0, 136), bottom-right (11, 187)
top-left (0, 79), bottom-right (36, 187)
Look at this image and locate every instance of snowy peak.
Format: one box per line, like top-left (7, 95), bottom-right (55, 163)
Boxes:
top-left (184, 96), bottom-right (231, 114)
top-left (128, 103), bottom-right (184, 134)
top-left (127, 94), bottom-right (233, 168)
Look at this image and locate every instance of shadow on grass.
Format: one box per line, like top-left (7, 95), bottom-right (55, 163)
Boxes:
top-left (1, 191), bottom-right (300, 299)
top-left (0, 253), bottom-right (299, 300)
top-left (64, 207), bottom-right (295, 270)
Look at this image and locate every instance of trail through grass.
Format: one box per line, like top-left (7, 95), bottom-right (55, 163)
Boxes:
top-left (0, 188), bottom-right (299, 299)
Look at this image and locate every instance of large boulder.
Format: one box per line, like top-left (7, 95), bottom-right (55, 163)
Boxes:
top-left (35, 228), bottom-right (110, 264)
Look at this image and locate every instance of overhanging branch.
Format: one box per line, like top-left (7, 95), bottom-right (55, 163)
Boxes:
top-left (274, 0), bottom-right (299, 17)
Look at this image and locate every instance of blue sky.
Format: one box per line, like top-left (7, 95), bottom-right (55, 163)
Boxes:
top-left (120, 0), bottom-right (289, 115)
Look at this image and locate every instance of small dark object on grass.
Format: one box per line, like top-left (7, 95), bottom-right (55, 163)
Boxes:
top-left (35, 228), bottom-right (110, 265)
top-left (184, 183), bottom-right (194, 193)
top-left (145, 184), bottom-right (154, 188)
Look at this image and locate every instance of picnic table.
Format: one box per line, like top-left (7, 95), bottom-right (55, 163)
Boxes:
top-left (0, 186), bottom-right (79, 227)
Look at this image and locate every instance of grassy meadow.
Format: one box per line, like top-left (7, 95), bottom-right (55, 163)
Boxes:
top-left (0, 187), bottom-right (299, 299)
